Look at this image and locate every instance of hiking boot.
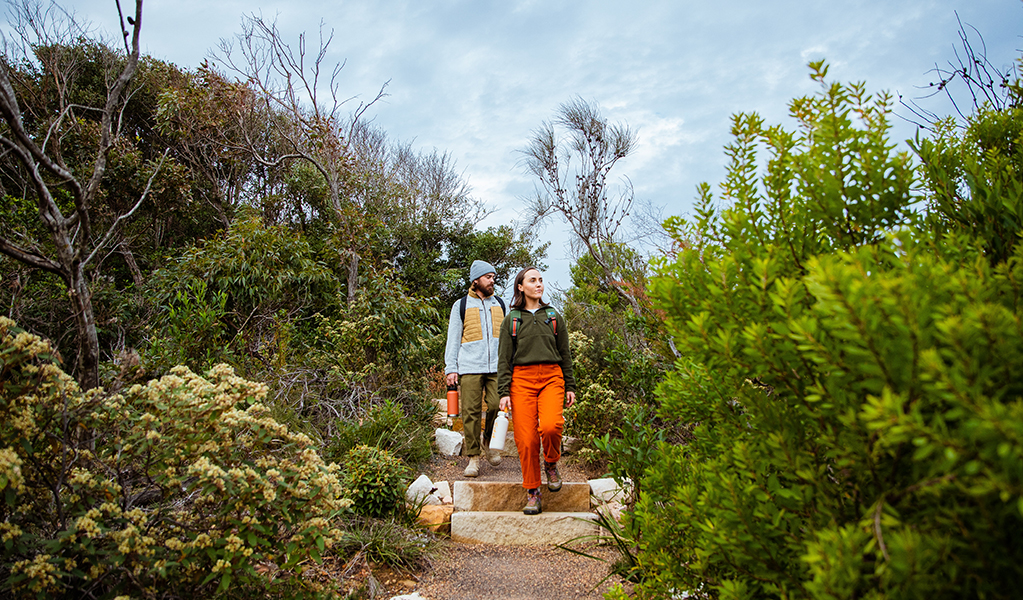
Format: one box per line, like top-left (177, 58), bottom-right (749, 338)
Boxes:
top-left (523, 489), bottom-right (542, 515)
top-left (544, 461), bottom-right (562, 492)
top-left (486, 448), bottom-right (502, 466)
top-left (464, 456), bottom-right (480, 477)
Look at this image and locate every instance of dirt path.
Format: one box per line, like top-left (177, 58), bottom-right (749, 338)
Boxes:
top-left (410, 541), bottom-right (630, 599)
top-left (379, 453), bottom-right (630, 600)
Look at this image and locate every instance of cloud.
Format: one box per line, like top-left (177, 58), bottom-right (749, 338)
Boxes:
top-left (64, 0), bottom-right (1023, 290)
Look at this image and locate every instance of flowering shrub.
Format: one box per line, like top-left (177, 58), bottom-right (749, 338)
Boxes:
top-left (0, 317), bottom-right (352, 599)
top-left (565, 381), bottom-right (626, 444)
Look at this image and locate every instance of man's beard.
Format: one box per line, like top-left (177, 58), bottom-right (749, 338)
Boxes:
top-left (476, 281), bottom-right (495, 297)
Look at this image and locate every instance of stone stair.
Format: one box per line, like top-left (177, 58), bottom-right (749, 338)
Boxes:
top-left (425, 396), bottom-right (620, 546)
top-left (449, 481), bottom-right (598, 545)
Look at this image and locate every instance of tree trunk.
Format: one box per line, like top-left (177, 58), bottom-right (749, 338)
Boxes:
top-left (346, 250), bottom-right (359, 305)
top-left (120, 240), bottom-right (144, 287)
top-left (69, 266), bottom-right (100, 391)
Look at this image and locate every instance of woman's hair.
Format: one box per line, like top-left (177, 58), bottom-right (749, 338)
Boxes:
top-left (510, 267), bottom-right (548, 310)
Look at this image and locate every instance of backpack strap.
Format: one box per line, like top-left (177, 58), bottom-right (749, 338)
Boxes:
top-left (496, 296), bottom-right (507, 314)
top-left (543, 307), bottom-right (558, 336)
top-left (509, 309), bottom-right (523, 338)
top-left (509, 308), bottom-right (558, 338)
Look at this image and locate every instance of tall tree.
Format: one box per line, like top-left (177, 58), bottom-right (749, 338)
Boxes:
top-left (0, 0), bottom-right (152, 390)
top-left (155, 64), bottom-right (263, 228)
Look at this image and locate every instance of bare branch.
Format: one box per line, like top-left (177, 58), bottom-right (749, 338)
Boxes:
top-left (898, 12), bottom-right (1018, 130)
top-left (0, 235), bottom-right (65, 277)
top-left (84, 149), bottom-right (168, 268)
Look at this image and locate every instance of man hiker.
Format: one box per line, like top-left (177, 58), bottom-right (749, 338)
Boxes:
top-left (444, 260), bottom-right (507, 477)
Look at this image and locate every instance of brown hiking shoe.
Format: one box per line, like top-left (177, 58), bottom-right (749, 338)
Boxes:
top-left (523, 489), bottom-right (542, 515)
top-left (486, 448), bottom-right (502, 466)
top-left (544, 461), bottom-right (562, 492)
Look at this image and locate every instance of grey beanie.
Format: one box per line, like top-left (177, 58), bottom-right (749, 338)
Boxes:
top-left (469, 260), bottom-right (497, 283)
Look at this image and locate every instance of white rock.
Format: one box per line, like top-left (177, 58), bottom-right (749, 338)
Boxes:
top-left (434, 480), bottom-right (452, 504)
top-left (389, 593), bottom-right (428, 600)
top-left (589, 477), bottom-right (631, 505)
top-left (434, 428), bottom-right (463, 456)
top-left (406, 474), bottom-right (442, 506)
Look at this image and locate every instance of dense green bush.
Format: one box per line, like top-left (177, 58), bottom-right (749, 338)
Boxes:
top-left (564, 331), bottom-right (628, 446)
top-left (561, 250), bottom-right (671, 473)
top-left (143, 211), bottom-right (335, 375)
top-left (341, 445), bottom-right (412, 519)
top-left (309, 268), bottom-right (442, 382)
top-left (631, 62), bottom-right (1023, 599)
top-left (144, 278), bottom-right (236, 376)
top-left (0, 317), bottom-right (352, 598)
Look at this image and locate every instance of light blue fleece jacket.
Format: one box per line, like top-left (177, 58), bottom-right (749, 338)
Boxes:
top-left (444, 292), bottom-right (505, 375)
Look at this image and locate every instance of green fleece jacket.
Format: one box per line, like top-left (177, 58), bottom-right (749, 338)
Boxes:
top-left (497, 306), bottom-right (576, 397)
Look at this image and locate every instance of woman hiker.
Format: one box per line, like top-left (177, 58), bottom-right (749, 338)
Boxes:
top-left (497, 267), bottom-right (576, 515)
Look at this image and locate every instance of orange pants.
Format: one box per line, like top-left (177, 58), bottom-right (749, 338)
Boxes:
top-left (510, 363), bottom-right (565, 490)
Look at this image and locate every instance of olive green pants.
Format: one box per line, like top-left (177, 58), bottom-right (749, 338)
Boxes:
top-left (459, 372), bottom-right (499, 456)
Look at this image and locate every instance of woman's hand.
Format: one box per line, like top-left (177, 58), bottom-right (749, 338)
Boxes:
top-left (500, 396), bottom-right (511, 412)
top-left (565, 391), bottom-right (575, 409)
top-left (446, 372), bottom-right (458, 387)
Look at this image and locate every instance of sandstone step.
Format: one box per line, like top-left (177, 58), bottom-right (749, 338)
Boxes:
top-left (453, 481), bottom-right (590, 513)
top-left (450, 511), bottom-right (598, 545)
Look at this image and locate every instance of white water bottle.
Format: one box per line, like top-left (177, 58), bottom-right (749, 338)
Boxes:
top-left (489, 411), bottom-right (509, 451)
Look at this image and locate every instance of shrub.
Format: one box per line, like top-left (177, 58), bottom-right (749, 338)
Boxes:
top-left (564, 329), bottom-right (669, 474)
top-left (309, 268), bottom-right (441, 383)
top-left (636, 62), bottom-right (1023, 599)
top-left (143, 211), bottom-right (336, 377)
top-left (143, 277), bottom-right (236, 375)
top-left (0, 317), bottom-right (351, 598)
top-left (341, 445), bottom-right (412, 519)
top-left (565, 381), bottom-right (627, 444)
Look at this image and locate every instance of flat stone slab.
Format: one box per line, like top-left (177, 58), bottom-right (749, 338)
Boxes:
top-left (453, 481), bottom-right (590, 513)
top-left (451, 511), bottom-right (598, 545)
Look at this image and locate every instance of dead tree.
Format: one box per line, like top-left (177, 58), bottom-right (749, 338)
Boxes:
top-left (0, 0), bottom-right (158, 390)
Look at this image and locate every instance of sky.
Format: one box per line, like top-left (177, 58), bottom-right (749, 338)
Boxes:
top-left (35, 0), bottom-right (1023, 296)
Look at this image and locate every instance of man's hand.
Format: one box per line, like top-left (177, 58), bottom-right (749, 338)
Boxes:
top-left (565, 391), bottom-right (576, 409)
top-left (500, 396), bottom-right (511, 412)
top-left (446, 373), bottom-right (458, 387)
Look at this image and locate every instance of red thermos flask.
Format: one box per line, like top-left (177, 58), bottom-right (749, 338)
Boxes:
top-left (446, 384), bottom-right (459, 418)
